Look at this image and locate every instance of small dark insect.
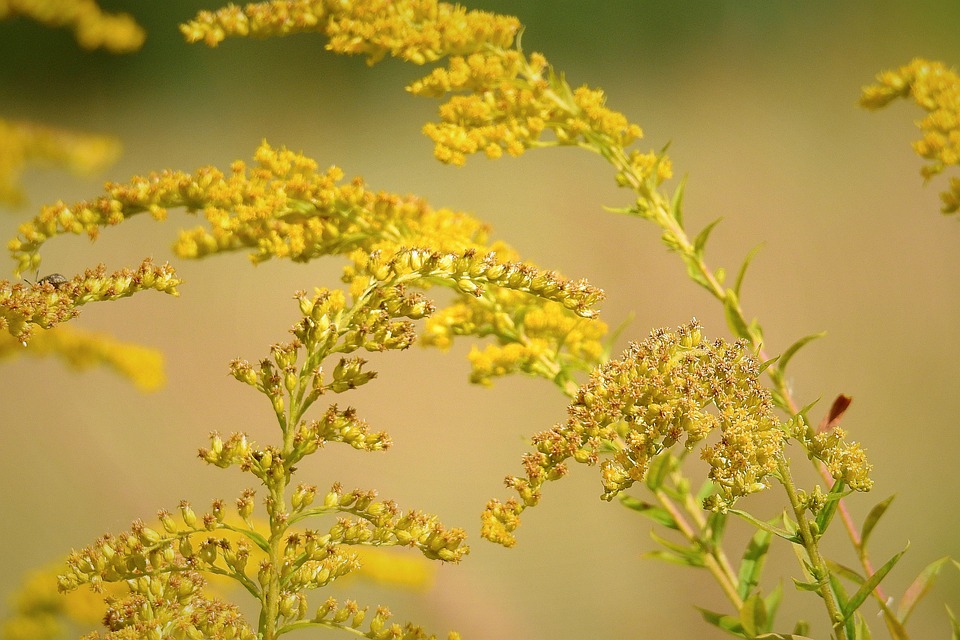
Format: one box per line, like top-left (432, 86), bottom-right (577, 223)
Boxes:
top-left (26, 273), bottom-right (69, 289)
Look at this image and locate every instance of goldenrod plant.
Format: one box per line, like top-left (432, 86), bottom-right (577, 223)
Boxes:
top-left (2, 2), bottom-right (960, 639)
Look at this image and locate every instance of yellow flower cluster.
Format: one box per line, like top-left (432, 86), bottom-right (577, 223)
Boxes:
top-left (0, 325), bottom-right (165, 391)
top-left (0, 118), bottom-right (120, 207)
top-left (180, 0), bottom-right (519, 65)
top-left (0, 260), bottom-right (181, 344)
top-left (861, 58), bottom-right (960, 213)
top-left (0, 0), bottom-right (144, 52)
top-left (482, 321), bottom-right (788, 547)
top-left (9, 141), bottom-right (492, 275)
top-left (180, 2), bottom-right (668, 182)
top-left (411, 50), bottom-right (653, 169)
top-left (789, 416), bottom-right (873, 493)
top-left (424, 290), bottom-right (608, 387)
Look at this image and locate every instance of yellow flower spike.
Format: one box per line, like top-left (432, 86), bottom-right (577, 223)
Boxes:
top-left (0, 324), bottom-right (166, 390)
top-left (862, 58), bottom-right (960, 214)
top-left (0, 117), bottom-right (121, 208)
top-left (0, 0), bottom-right (146, 52)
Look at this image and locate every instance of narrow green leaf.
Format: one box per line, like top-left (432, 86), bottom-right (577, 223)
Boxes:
top-left (825, 559), bottom-right (865, 585)
top-left (697, 607), bottom-right (745, 634)
top-left (737, 527), bottom-right (773, 600)
top-left (945, 604), bottom-right (960, 640)
top-left (670, 175), bottom-right (688, 227)
top-left (758, 355), bottom-right (781, 373)
top-left (842, 545), bottom-right (908, 622)
top-left (705, 510), bottom-right (728, 547)
top-left (814, 479), bottom-right (848, 537)
top-left (730, 508), bottom-right (795, 542)
top-left (643, 548), bottom-right (701, 567)
top-left (764, 582), bottom-right (784, 631)
top-left (739, 593), bottom-right (767, 637)
top-left (694, 217), bottom-right (723, 256)
top-left (724, 289), bottom-right (751, 341)
top-left (618, 495), bottom-right (679, 529)
top-left (792, 578), bottom-right (821, 592)
top-left (776, 331), bottom-right (827, 376)
top-left (829, 573), bottom-right (856, 640)
top-left (648, 530), bottom-right (705, 567)
top-left (897, 556), bottom-right (950, 625)
top-left (860, 494), bottom-right (896, 550)
top-left (734, 243), bottom-right (765, 297)
top-left (755, 635), bottom-right (816, 640)
top-left (644, 451), bottom-right (674, 491)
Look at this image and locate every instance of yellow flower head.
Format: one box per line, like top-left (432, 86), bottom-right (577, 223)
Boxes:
top-left (861, 58), bottom-right (960, 214)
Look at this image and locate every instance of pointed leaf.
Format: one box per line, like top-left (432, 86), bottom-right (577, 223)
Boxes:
top-left (842, 545), bottom-right (908, 622)
top-left (792, 577), bottom-right (822, 592)
top-left (764, 582), bottom-right (784, 629)
top-left (777, 331), bottom-right (827, 376)
top-left (697, 607), bottom-right (745, 634)
top-left (670, 175), bottom-right (688, 227)
top-left (946, 604), bottom-right (960, 640)
top-left (814, 479), bottom-right (848, 537)
top-left (860, 495), bottom-right (896, 550)
top-left (825, 559), bottom-right (865, 585)
top-left (755, 635), bottom-right (816, 640)
top-left (737, 527), bottom-right (773, 600)
top-left (648, 530), bottom-right (705, 567)
top-left (739, 592), bottom-right (767, 636)
top-left (618, 495), bottom-right (679, 529)
top-left (644, 451), bottom-right (674, 491)
top-left (705, 510), bottom-right (728, 547)
top-left (734, 243), bottom-right (765, 297)
top-left (694, 218), bottom-right (723, 256)
top-left (730, 508), bottom-right (796, 542)
top-left (897, 556), bottom-right (950, 625)
top-left (724, 289), bottom-right (751, 341)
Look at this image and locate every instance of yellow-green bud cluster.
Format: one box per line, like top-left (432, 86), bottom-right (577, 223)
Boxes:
top-left (321, 484), bottom-right (468, 564)
top-left (290, 405), bottom-right (393, 461)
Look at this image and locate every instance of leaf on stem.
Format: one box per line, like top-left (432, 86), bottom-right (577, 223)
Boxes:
top-left (841, 545), bottom-right (909, 624)
top-left (814, 479), bottom-right (850, 538)
top-left (645, 531), bottom-right (705, 567)
top-left (776, 331), bottom-right (827, 378)
top-left (618, 495), bottom-right (679, 529)
top-left (737, 527), bottom-right (773, 600)
top-left (670, 176), bottom-right (688, 227)
top-left (897, 555), bottom-right (951, 625)
top-left (860, 494), bottom-right (896, 549)
top-left (734, 243), bottom-right (765, 298)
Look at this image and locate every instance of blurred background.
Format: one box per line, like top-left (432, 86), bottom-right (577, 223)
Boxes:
top-left (3, 1), bottom-right (960, 638)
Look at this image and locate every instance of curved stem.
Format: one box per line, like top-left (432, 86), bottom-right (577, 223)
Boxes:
top-left (654, 488), bottom-right (743, 610)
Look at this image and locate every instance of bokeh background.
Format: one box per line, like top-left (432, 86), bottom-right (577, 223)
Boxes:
top-left (3, 1), bottom-right (960, 638)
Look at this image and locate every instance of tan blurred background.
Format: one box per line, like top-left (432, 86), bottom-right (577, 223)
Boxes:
top-left (3, 1), bottom-right (960, 638)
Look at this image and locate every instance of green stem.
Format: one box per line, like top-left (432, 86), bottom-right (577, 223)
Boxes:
top-left (778, 460), bottom-right (847, 639)
top-left (654, 488), bottom-right (743, 610)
